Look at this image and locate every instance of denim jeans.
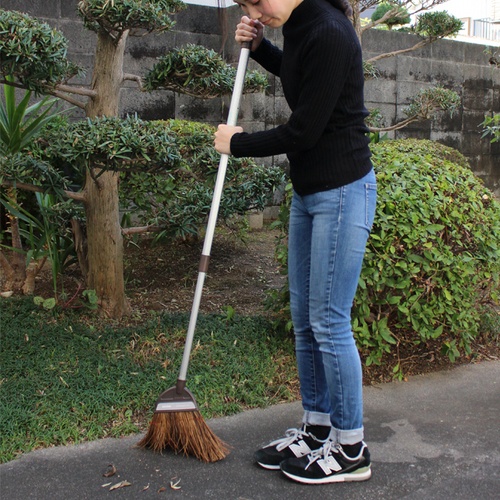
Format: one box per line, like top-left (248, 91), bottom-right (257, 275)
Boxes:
top-left (288, 169), bottom-right (377, 445)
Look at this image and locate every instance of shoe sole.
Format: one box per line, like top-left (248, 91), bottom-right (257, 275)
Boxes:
top-left (256, 461), bottom-right (281, 470)
top-left (281, 465), bottom-right (372, 484)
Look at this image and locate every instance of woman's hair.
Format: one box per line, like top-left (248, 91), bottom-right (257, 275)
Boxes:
top-left (326, 0), bottom-right (353, 17)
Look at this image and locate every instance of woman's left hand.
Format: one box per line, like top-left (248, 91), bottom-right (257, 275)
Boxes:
top-left (214, 124), bottom-right (243, 155)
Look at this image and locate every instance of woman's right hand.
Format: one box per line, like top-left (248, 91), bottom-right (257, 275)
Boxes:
top-left (235, 16), bottom-right (264, 52)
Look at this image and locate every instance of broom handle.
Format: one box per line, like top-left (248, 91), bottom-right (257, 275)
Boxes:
top-left (177, 42), bottom-right (252, 386)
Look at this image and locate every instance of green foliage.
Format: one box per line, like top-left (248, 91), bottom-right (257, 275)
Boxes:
top-left (363, 60), bottom-right (380, 80)
top-left (366, 108), bottom-right (389, 143)
top-left (0, 298), bottom-right (297, 462)
top-left (404, 86), bottom-right (461, 120)
top-left (0, 194), bottom-right (77, 295)
top-left (413, 11), bottom-right (463, 39)
top-left (0, 78), bottom-right (61, 154)
top-left (372, 2), bottom-right (411, 29)
top-left (265, 140), bottom-right (500, 376)
top-left (0, 9), bottom-right (81, 94)
top-left (120, 119), bottom-right (286, 239)
top-left (38, 115), bottom-right (182, 176)
top-left (29, 117), bottom-right (283, 241)
top-left (0, 80), bottom-right (70, 190)
top-left (144, 44), bottom-right (268, 98)
top-left (356, 139), bottom-right (499, 369)
top-left (263, 182), bottom-right (294, 334)
top-left (77, 0), bottom-right (185, 35)
top-left (481, 114), bottom-right (500, 143)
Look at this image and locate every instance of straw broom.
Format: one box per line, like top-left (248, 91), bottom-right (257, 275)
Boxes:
top-left (137, 43), bottom-right (251, 462)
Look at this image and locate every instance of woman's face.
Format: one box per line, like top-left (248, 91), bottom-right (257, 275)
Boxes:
top-left (234, 0), bottom-right (302, 28)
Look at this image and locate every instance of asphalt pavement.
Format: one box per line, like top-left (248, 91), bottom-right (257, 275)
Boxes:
top-left (1, 361), bottom-right (499, 499)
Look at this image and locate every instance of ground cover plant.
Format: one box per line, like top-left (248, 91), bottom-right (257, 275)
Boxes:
top-left (0, 298), bottom-right (298, 464)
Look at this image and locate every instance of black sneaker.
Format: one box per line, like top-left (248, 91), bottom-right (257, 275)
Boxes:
top-left (254, 426), bottom-right (330, 470)
top-left (280, 441), bottom-right (371, 484)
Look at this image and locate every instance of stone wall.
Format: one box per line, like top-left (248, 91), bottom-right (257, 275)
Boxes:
top-left (2, 0), bottom-right (499, 195)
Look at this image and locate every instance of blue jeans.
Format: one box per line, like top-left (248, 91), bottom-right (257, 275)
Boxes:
top-left (288, 169), bottom-right (377, 445)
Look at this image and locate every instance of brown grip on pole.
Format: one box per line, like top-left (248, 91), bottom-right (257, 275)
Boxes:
top-left (242, 41), bottom-right (252, 50)
top-left (199, 254), bottom-right (210, 273)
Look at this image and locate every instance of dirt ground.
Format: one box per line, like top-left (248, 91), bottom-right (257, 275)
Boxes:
top-left (124, 226), bottom-right (285, 317)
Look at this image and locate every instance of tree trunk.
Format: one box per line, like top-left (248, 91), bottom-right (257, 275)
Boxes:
top-left (83, 31), bottom-right (131, 318)
top-left (350, 0), bottom-right (363, 42)
top-left (85, 169), bottom-right (129, 317)
top-left (1, 187), bottom-right (27, 293)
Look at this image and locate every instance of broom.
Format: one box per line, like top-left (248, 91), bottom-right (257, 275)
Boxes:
top-left (137, 42), bottom-right (252, 463)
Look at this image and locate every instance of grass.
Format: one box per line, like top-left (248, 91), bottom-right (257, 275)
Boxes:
top-left (0, 297), bottom-right (299, 464)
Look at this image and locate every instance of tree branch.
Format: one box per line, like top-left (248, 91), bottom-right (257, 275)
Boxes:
top-left (361, 6), bottom-right (404, 34)
top-left (1, 180), bottom-right (86, 203)
top-left (361, 0), bottom-right (450, 34)
top-left (366, 39), bottom-right (428, 63)
top-left (123, 73), bottom-right (144, 91)
top-left (55, 84), bottom-right (97, 97)
top-left (47, 89), bottom-right (87, 109)
top-left (369, 116), bottom-right (418, 133)
top-left (121, 225), bottom-right (162, 235)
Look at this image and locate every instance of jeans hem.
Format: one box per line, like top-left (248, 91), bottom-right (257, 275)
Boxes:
top-left (329, 426), bottom-right (364, 445)
top-left (302, 410), bottom-right (332, 427)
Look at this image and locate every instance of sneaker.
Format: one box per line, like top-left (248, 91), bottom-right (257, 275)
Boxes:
top-left (254, 425), bottom-right (330, 470)
top-left (280, 441), bottom-right (371, 484)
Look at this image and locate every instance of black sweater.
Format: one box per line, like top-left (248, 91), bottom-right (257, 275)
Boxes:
top-left (230, 0), bottom-right (373, 195)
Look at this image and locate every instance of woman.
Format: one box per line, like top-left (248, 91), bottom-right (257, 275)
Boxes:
top-left (214, 0), bottom-right (376, 484)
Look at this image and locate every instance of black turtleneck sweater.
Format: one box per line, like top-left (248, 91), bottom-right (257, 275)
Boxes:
top-left (230, 0), bottom-right (372, 196)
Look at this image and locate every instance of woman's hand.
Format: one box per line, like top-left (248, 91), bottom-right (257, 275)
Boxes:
top-left (214, 125), bottom-right (243, 155)
top-left (236, 16), bottom-right (264, 52)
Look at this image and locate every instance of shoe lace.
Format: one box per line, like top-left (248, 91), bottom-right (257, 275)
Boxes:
top-left (305, 441), bottom-right (340, 470)
top-left (268, 427), bottom-right (309, 452)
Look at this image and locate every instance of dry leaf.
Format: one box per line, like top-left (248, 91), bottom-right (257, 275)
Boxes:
top-left (157, 486), bottom-right (167, 492)
top-left (103, 464), bottom-right (117, 477)
top-left (142, 484), bottom-right (150, 491)
top-left (109, 480), bottom-right (131, 491)
top-left (170, 479), bottom-right (181, 490)
top-left (101, 482), bottom-right (112, 488)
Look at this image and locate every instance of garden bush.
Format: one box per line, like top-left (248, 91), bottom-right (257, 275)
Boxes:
top-left (35, 117), bottom-right (285, 240)
top-left (119, 119), bottom-right (285, 239)
top-left (266, 139), bottom-right (500, 376)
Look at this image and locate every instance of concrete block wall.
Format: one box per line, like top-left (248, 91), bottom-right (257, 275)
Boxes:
top-left (2, 0), bottom-right (499, 196)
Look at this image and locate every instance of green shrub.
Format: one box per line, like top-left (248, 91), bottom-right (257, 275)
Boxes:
top-left (266, 139), bottom-right (500, 376)
top-left (481, 113), bottom-right (500, 143)
top-left (371, 2), bottom-right (411, 29)
top-left (0, 9), bottom-right (81, 93)
top-left (33, 116), bottom-right (284, 241)
top-left (120, 119), bottom-right (285, 239)
top-left (144, 44), bottom-right (268, 98)
top-left (356, 139), bottom-right (499, 372)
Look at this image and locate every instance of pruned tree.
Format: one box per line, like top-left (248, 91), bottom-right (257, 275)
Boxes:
top-left (349, 0), bottom-right (463, 133)
top-left (0, 1), bottom-right (269, 318)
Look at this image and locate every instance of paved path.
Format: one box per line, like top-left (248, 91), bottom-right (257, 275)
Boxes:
top-left (1, 361), bottom-right (499, 499)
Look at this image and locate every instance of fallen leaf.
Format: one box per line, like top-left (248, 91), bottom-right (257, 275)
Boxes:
top-left (109, 481), bottom-right (131, 491)
top-left (101, 482), bottom-right (112, 488)
top-left (170, 479), bottom-right (181, 490)
top-left (142, 484), bottom-right (150, 491)
top-left (157, 486), bottom-right (167, 492)
top-left (103, 464), bottom-right (117, 477)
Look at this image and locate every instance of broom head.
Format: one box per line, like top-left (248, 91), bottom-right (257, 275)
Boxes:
top-left (137, 385), bottom-right (230, 462)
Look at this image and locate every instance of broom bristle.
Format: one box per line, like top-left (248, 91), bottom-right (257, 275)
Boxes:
top-left (137, 410), bottom-right (230, 462)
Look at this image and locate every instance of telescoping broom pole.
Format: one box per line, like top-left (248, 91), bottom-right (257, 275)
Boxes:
top-left (138, 42), bottom-right (252, 463)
